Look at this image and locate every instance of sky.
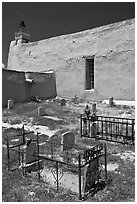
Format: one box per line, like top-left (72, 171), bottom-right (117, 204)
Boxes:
top-left (2, 1), bottom-right (135, 66)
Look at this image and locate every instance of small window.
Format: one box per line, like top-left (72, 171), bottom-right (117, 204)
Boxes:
top-left (85, 56), bottom-right (94, 90)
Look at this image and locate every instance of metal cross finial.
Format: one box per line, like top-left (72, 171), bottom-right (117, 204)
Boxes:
top-left (19, 14), bottom-right (26, 31)
top-left (21, 14), bottom-right (23, 20)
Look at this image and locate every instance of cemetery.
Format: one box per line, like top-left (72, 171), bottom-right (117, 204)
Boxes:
top-left (2, 97), bottom-right (135, 201)
top-left (2, 4), bottom-right (135, 202)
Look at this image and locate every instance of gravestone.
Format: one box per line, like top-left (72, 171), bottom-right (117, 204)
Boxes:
top-left (38, 107), bottom-right (45, 116)
top-left (72, 95), bottom-right (79, 104)
top-left (7, 99), bottom-right (14, 109)
top-left (26, 142), bottom-right (37, 164)
top-left (61, 132), bottom-right (75, 151)
top-left (83, 117), bottom-right (88, 135)
top-left (109, 97), bottom-right (114, 107)
top-left (60, 99), bottom-right (66, 106)
top-left (83, 158), bottom-right (99, 193)
top-left (90, 122), bottom-right (97, 138)
top-left (92, 103), bottom-right (97, 115)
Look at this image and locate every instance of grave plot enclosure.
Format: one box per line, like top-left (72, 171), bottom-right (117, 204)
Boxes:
top-left (80, 114), bottom-right (135, 145)
top-left (6, 126), bottom-right (107, 200)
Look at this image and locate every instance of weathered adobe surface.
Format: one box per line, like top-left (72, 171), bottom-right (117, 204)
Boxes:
top-left (2, 69), bottom-right (57, 106)
top-left (8, 18), bottom-right (135, 101)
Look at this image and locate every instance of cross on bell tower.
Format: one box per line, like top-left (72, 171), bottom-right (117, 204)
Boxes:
top-left (15, 15), bottom-right (30, 43)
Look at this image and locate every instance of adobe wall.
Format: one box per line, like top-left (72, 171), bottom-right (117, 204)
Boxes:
top-left (26, 72), bottom-right (57, 100)
top-left (7, 19), bottom-right (135, 101)
top-left (2, 69), bottom-right (57, 107)
top-left (2, 69), bottom-right (26, 106)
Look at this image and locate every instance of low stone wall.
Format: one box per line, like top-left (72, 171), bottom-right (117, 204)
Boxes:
top-left (26, 71), bottom-right (57, 100)
top-left (2, 69), bottom-right (57, 107)
top-left (2, 69), bottom-right (26, 106)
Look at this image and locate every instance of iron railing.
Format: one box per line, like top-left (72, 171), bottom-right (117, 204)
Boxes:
top-left (80, 114), bottom-right (135, 145)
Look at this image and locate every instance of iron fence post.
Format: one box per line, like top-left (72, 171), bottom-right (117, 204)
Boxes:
top-left (110, 120), bottom-right (112, 140)
top-left (88, 118), bottom-right (90, 137)
top-left (22, 152), bottom-right (25, 176)
top-left (101, 121), bottom-right (103, 139)
top-left (51, 143), bottom-right (53, 159)
top-left (116, 122), bottom-right (118, 142)
top-left (78, 154), bottom-right (82, 200)
top-left (37, 132), bottom-right (40, 180)
top-left (18, 146), bottom-right (21, 166)
top-left (80, 114), bottom-right (82, 138)
top-left (66, 150), bottom-right (69, 165)
top-left (6, 136), bottom-right (10, 171)
top-left (56, 161), bottom-right (59, 190)
top-left (132, 120), bottom-right (135, 145)
top-left (22, 125), bottom-right (25, 144)
top-left (104, 143), bottom-right (107, 182)
top-left (126, 122), bottom-right (128, 144)
top-left (96, 116), bottom-right (98, 139)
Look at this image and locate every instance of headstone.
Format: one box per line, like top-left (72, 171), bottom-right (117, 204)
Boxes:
top-left (60, 99), bottom-right (66, 106)
top-left (109, 97), bottom-right (114, 107)
top-left (90, 122), bottom-right (97, 137)
top-left (84, 104), bottom-right (91, 119)
top-left (83, 118), bottom-right (88, 135)
top-left (72, 95), bottom-right (79, 104)
top-left (26, 142), bottom-right (37, 164)
top-left (7, 99), bottom-right (14, 109)
top-left (38, 107), bottom-right (45, 116)
top-left (92, 103), bottom-right (97, 115)
top-left (83, 158), bottom-right (99, 193)
top-left (61, 132), bottom-right (75, 151)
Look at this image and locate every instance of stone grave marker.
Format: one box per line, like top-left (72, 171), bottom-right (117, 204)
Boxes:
top-left (7, 99), bottom-right (14, 109)
top-left (72, 95), bottom-right (79, 104)
top-left (38, 107), bottom-right (45, 116)
top-left (90, 122), bottom-right (97, 138)
top-left (92, 103), bottom-right (97, 115)
top-left (26, 142), bottom-right (37, 164)
top-left (109, 97), bottom-right (114, 107)
top-left (83, 158), bottom-right (99, 193)
top-left (61, 132), bottom-right (75, 151)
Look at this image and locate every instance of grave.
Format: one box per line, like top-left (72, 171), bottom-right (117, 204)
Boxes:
top-left (25, 141), bottom-right (43, 172)
top-left (26, 141), bottom-right (37, 164)
top-left (109, 97), bottom-right (114, 107)
top-left (83, 158), bottom-right (99, 193)
top-left (92, 103), bottom-right (97, 115)
top-left (72, 95), bottom-right (79, 104)
top-left (38, 107), bottom-right (45, 116)
top-left (90, 122), bottom-right (97, 137)
top-left (61, 132), bottom-right (75, 151)
top-left (7, 99), bottom-right (14, 109)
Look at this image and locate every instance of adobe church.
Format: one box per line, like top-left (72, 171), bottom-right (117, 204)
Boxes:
top-left (7, 18), bottom-right (135, 101)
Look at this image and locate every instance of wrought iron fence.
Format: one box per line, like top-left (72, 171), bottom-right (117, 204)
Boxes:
top-left (96, 116), bottom-right (135, 144)
top-left (6, 126), bottom-right (107, 200)
top-left (78, 143), bottom-right (107, 199)
top-left (80, 114), bottom-right (135, 145)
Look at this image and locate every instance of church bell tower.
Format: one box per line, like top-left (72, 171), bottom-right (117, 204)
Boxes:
top-left (14, 16), bottom-right (30, 43)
